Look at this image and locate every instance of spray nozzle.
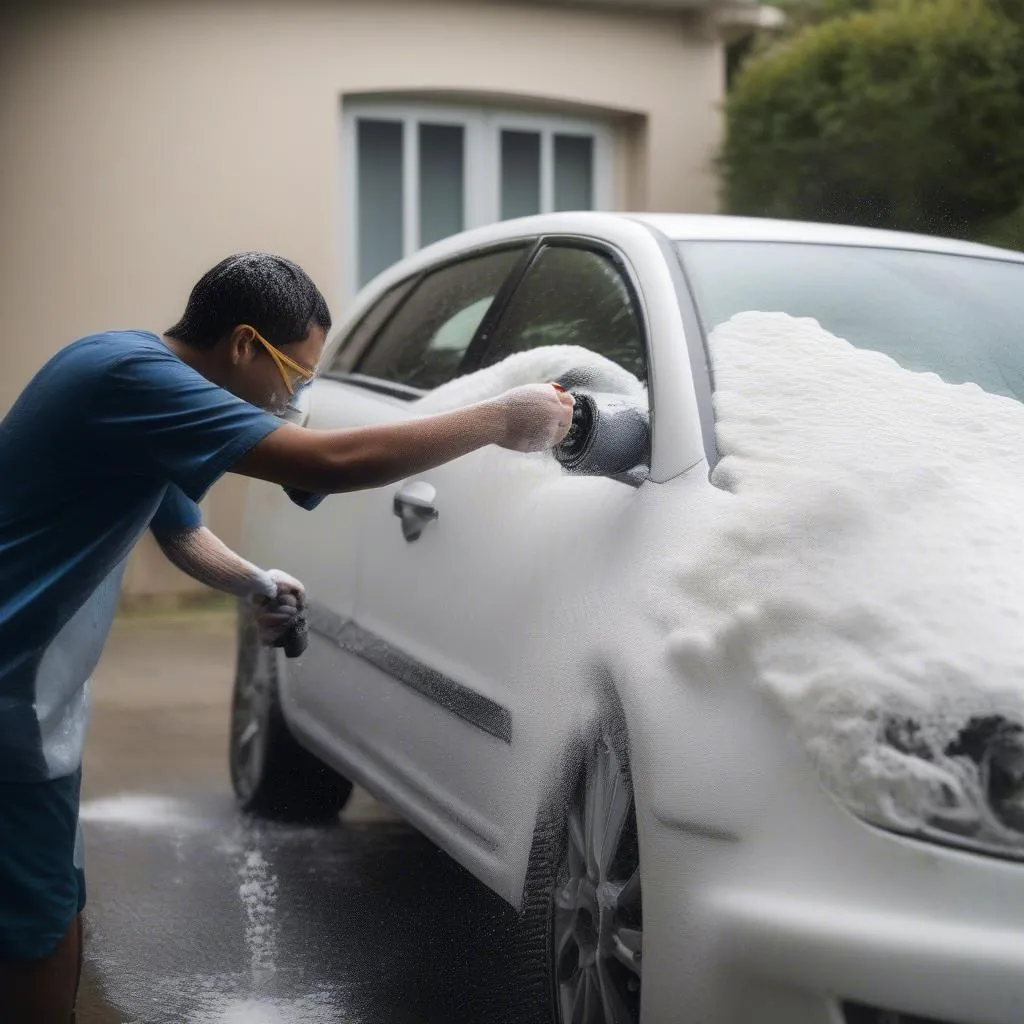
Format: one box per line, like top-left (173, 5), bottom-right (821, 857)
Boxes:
top-left (553, 388), bottom-right (650, 478)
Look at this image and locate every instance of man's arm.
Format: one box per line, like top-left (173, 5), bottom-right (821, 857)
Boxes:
top-left (153, 525), bottom-right (303, 642)
top-left (90, 347), bottom-right (572, 502)
top-left (233, 383), bottom-right (574, 493)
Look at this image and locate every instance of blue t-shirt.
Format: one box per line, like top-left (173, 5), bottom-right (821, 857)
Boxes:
top-left (0, 330), bottom-right (281, 782)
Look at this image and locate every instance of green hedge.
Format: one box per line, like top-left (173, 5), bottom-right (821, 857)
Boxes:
top-left (976, 203), bottom-right (1024, 251)
top-left (722, 0), bottom-right (1024, 241)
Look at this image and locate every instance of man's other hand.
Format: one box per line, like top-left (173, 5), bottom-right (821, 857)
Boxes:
top-left (252, 568), bottom-right (306, 645)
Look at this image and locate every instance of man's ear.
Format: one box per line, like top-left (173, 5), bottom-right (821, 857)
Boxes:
top-left (226, 325), bottom-right (257, 366)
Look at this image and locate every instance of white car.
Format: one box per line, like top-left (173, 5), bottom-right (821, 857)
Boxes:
top-left (230, 212), bottom-right (1024, 1024)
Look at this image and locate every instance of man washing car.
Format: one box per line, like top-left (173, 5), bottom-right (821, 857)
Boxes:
top-left (0, 252), bottom-right (574, 1023)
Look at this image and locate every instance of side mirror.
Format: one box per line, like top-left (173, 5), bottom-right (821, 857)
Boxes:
top-left (553, 388), bottom-right (650, 479)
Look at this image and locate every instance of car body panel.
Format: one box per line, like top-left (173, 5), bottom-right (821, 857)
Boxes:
top-left (240, 212), bottom-right (1024, 1024)
top-left (632, 211), bottom-right (1024, 261)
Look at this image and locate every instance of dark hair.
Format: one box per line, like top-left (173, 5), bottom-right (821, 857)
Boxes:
top-left (166, 252), bottom-right (331, 349)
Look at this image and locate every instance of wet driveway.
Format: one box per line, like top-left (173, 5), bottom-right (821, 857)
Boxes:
top-left (77, 608), bottom-right (534, 1024)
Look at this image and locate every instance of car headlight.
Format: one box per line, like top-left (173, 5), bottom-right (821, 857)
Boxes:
top-left (833, 713), bottom-right (1024, 859)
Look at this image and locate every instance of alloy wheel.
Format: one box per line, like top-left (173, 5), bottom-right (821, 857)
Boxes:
top-left (553, 736), bottom-right (642, 1024)
top-left (230, 614), bottom-right (273, 801)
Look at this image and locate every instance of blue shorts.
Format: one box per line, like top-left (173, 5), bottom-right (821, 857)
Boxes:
top-left (0, 769), bottom-right (86, 963)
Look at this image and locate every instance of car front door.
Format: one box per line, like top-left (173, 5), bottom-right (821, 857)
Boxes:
top-left (277, 243), bottom-right (536, 824)
top-left (348, 240), bottom-right (657, 901)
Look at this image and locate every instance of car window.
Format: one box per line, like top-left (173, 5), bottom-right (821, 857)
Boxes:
top-left (679, 241), bottom-right (1024, 404)
top-left (482, 245), bottom-right (648, 382)
top-left (325, 277), bottom-right (417, 377)
top-left (355, 247), bottom-right (527, 390)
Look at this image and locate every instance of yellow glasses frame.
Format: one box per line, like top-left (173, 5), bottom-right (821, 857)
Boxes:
top-left (245, 325), bottom-right (317, 395)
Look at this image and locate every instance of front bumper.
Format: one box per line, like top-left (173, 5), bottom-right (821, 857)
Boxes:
top-left (631, 683), bottom-right (1024, 1024)
top-left (636, 794), bottom-right (1024, 1024)
top-left (712, 876), bottom-right (1024, 1024)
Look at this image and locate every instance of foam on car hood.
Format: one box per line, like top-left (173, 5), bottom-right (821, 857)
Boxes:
top-left (662, 311), bottom-right (1024, 845)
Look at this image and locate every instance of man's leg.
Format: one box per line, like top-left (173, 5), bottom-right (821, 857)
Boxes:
top-left (71, 912), bottom-right (83, 1022)
top-left (0, 913), bottom-right (80, 1023)
top-left (0, 769), bottom-right (85, 1023)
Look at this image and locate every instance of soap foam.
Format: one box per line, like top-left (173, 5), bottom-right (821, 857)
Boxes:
top-left (79, 793), bottom-right (199, 830)
top-left (662, 312), bottom-right (1024, 845)
top-left (188, 992), bottom-right (339, 1024)
top-left (413, 344), bottom-right (646, 414)
top-left (237, 846), bottom-right (279, 987)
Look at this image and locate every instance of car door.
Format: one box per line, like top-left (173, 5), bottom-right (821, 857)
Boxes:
top-left (349, 241), bottom-right (655, 901)
top-left (277, 243), bottom-right (535, 810)
top-left (240, 275), bottom-right (418, 623)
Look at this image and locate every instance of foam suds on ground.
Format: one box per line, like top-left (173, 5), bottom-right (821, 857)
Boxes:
top-left (187, 991), bottom-right (340, 1024)
top-left (237, 846), bottom-right (279, 987)
top-left (79, 793), bottom-right (199, 829)
top-left (114, 972), bottom-right (344, 1024)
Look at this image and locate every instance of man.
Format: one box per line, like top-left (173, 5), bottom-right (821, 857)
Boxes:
top-left (0, 252), bottom-right (574, 1022)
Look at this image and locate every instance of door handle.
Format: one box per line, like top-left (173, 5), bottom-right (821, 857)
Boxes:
top-left (393, 481), bottom-right (439, 543)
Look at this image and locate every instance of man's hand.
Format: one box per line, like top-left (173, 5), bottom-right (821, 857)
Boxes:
top-left (153, 526), bottom-right (307, 646)
top-left (251, 568), bottom-right (306, 645)
top-left (233, 382), bottom-right (576, 495)
top-left (490, 383), bottom-right (575, 453)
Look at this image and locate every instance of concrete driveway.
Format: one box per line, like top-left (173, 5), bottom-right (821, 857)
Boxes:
top-left (77, 608), bottom-right (536, 1024)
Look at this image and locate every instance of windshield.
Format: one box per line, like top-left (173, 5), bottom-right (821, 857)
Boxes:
top-left (678, 241), bottom-right (1024, 403)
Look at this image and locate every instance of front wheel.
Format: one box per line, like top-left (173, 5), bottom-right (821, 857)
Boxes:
top-left (229, 602), bottom-right (353, 822)
top-left (522, 730), bottom-right (643, 1024)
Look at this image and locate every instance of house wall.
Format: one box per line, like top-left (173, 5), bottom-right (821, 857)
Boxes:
top-left (0, 0), bottom-right (726, 600)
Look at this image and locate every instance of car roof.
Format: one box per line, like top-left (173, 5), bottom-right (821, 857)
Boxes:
top-left (340, 211), bottom-right (1024, 336)
top-left (631, 212), bottom-right (1024, 262)
top-left (366, 212), bottom-right (1024, 292)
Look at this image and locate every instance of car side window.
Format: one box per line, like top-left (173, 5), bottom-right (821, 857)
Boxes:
top-left (355, 246), bottom-right (527, 391)
top-left (325, 277), bottom-right (418, 377)
top-left (482, 245), bottom-right (647, 382)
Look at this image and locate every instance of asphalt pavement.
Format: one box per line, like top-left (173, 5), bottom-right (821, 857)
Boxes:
top-left (77, 608), bottom-right (534, 1024)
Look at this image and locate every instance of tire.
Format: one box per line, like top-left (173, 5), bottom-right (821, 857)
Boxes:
top-left (520, 726), bottom-right (643, 1024)
top-left (229, 601), bottom-right (353, 822)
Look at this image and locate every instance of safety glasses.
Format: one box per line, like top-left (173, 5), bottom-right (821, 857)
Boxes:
top-left (244, 325), bottom-right (317, 395)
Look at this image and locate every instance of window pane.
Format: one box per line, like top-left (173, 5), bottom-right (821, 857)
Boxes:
top-left (326, 277), bottom-right (418, 377)
top-left (501, 130), bottom-right (541, 220)
top-left (554, 134), bottom-right (594, 211)
top-left (357, 119), bottom-right (404, 287)
top-left (356, 247), bottom-right (526, 390)
top-left (486, 246), bottom-right (647, 383)
top-left (680, 241), bottom-right (1024, 404)
top-left (419, 123), bottom-right (464, 247)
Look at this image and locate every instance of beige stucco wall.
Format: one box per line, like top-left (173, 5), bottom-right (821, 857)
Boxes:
top-left (0, 0), bottom-right (725, 600)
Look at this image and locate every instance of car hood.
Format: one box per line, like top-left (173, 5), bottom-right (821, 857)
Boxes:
top-left (659, 311), bottom-right (1024, 851)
